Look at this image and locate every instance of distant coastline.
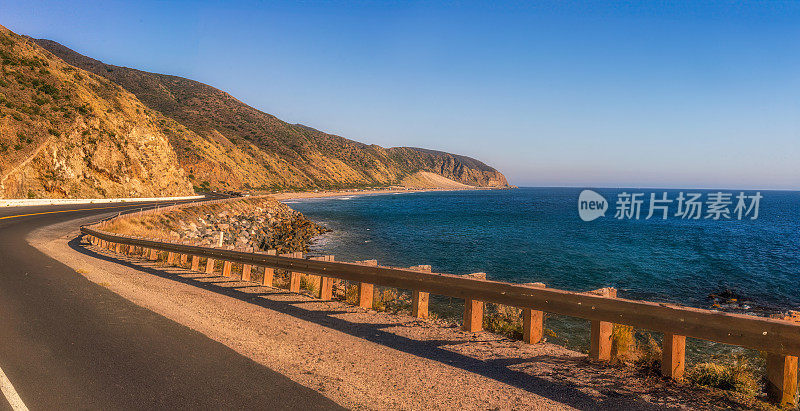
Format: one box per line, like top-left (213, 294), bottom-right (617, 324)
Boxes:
top-left (269, 185), bottom-right (510, 202)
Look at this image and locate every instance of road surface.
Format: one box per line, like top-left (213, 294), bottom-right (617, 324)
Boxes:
top-left (0, 202), bottom-right (341, 410)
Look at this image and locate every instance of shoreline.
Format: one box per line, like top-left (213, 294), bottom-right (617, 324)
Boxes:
top-left (268, 186), bottom-right (501, 202)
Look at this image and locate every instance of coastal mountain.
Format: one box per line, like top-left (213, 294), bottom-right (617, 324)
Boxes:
top-left (0, 25), bottom-right (193, 198)
top-left (33, 37), bottom-right (508, 191)
top-left (0, 24), bottom-right (508, 198)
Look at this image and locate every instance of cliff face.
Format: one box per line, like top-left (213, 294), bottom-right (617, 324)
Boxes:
top-left (0, 26), bottom-right (194, 198)
top-left (34, 38), bottom-right (509, 190)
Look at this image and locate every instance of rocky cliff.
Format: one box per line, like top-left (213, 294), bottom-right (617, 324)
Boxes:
top-left (34, 38), bottom-right (509, 190)
top-left (0, 25), bottom-right (194, 198)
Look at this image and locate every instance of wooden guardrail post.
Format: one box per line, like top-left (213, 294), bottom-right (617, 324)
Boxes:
top-left (241, 262), bottom-right (252, 281)
top-left (522, 282), bottom-right (546, 344)
top-left (261, 250), bottom-right (277, 286)
top-left (148, 248), bottom-right (159, 261)
top-left (766, 354), bottom-right (798, 407)
top-left (167, 252), bottom-right (176, 265)
top-left (220, 246), bottom-right (235, 277)
top-left (767, 312), bottom-right (799, 406)
top-left (662, 333), bottom-right (686, 381)
top-left (237, 247), bottom-right (254, 281)
top-left (409, 265), bottom-right (432, 319)
top-left (463, 272), bottom-right (487, 332)
top-left (191, 255), bottom-right (200, 271)
top-left (309, 255), bottom-right (335, 300)
top-left (205, 257), bottom-right (216, 274)
top-left (588, 287), bottom-right (617, 362)
top-left (180, 253), bottom-right (188, 267)
top-left (356, 260), bottom-right (378, 309)
top-left (115, 243), bottom-right (122, 253)
top-left (281, 252), bottom-right (304, 292)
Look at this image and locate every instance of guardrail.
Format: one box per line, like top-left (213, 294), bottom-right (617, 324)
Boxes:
top-left (81, 203), bottom-right (800, 406)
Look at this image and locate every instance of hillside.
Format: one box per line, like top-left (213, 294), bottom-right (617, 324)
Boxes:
top-left (0, 25), bottom-right (194, 198)
top-left (399, 171), bottom-right (475, 189)
top-left (33, 38), bottom-right (509, 191)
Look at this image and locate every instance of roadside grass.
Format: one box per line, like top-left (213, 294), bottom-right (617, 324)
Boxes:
top-left (483, 304), bottom-right (523, 340)
top-left (299, 274), bottom-right (317, 294)
top-left (687, 355), bottom-right (761, 397)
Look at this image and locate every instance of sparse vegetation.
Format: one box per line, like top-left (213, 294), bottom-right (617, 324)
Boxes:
top-left (0, 25), bottom-right (194, 198)
top-left (299, 275), bottom-right (317, 294)
top-left (483, 304), bottom-right (524, 339)
top-left (687, 356), bottom-right (761, 397)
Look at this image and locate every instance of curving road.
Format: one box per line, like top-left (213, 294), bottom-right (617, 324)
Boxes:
top-left (0, 202), bottom-right (341, 410)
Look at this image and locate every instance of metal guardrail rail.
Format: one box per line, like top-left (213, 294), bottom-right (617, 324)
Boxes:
top-left (80, 199), bottom-right (800, 406)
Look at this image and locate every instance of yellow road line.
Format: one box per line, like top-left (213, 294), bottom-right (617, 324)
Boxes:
top-left (0, 202), bottom-right (165, 221)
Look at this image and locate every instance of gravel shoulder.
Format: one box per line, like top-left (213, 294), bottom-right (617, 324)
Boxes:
top-left (28, 216), bottom-right (753, 410)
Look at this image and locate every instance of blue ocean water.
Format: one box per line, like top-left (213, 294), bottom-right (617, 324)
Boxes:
top-left (289, 188), bottom-right (799, 313)
top-left (288, 188), bottom-right (799, 354)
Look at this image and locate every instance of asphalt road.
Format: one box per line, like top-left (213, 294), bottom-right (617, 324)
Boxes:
top-left (0, 202), bottom-right (342, 410)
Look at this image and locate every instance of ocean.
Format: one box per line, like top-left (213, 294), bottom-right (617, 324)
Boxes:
top-left (287, 187), bottom-right (800, 354)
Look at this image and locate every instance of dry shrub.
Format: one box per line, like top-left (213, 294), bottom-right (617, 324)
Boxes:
top-left (608, 326), bottom-right (662, 373)
top-left (299, 275), bottom-right (317, 294)
top-left (372, 289), bottom-right (411, 313)
top-left (272, 269), bottom-right (289, 289)
top-left (633, 333), bottom-right (662, 374)
top-left (611, 324), bottom-right (636, 364)
top-left (686, 355), bottom-right (760, 397)
top-left (483, 304), bottom-right (523, 339)
top-left (345, 284), bottom-right (360, 305)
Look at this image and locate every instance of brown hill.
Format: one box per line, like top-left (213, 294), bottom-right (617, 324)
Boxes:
top-left (0, 25), bottom-right (194, 198)
top-left (33, 38), bottom-right (509, 191)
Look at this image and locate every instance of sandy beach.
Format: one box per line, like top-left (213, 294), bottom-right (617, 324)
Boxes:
top-left (267, 186), bottom-right (494, 202)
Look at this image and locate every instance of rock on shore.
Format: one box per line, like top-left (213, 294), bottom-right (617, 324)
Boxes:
top-left (111, 197), bottom-right (329, 253)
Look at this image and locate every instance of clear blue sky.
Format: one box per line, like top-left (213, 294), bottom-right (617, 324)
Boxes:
top-left (2, 1), bottom-right (798, 189)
